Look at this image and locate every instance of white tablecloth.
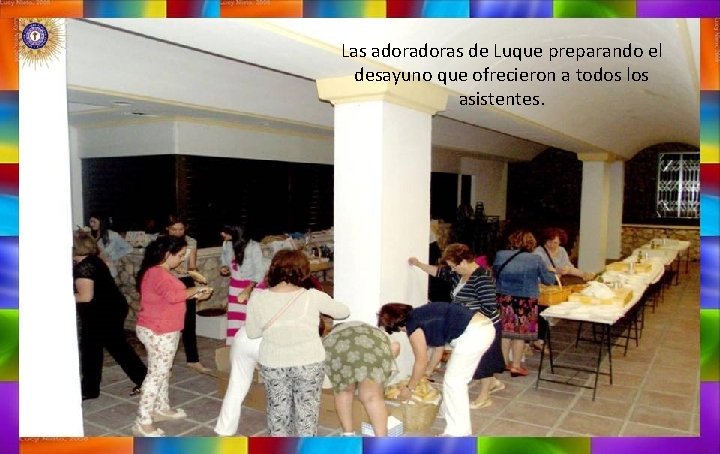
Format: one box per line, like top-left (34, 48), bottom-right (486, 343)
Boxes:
top-left (540, 260), bottom-right (664, 324)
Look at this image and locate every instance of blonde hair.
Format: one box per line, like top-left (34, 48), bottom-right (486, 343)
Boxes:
top-left (73, 231), bottom-right (99, 256)
top-left (507, 230), bottom-right (537, 252)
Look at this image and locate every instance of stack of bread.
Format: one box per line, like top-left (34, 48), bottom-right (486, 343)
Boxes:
top-left (384, 378), bottom-right (441, 405)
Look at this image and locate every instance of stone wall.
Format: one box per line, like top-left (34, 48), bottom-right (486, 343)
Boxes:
top-left (117, 247), bottom-right (228, 327)
top-left (621, 225), bottom-right (699, 260)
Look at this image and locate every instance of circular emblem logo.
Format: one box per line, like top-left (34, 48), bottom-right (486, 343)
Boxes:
top-left (22, 23), bottom-right (49, 50)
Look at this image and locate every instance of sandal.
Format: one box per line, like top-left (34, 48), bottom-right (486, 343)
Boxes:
top-left (187, 362), bottom-right (212, 374)
top-left (470, 397), bottom-right (493, 409)
top-left (510, 366), bottom-right (529, 377)
top-left (132, 424), bottom-right (165, 437)
top-left (152, 408), bottom-right (187, 422)
top-left (489, 380), bottom-right (505, 394)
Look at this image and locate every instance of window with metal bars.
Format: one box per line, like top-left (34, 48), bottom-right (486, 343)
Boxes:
top-left (655, 152), bottom-right (700, 219)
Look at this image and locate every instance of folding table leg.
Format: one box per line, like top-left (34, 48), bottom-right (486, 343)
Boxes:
top-left (547, 324), bottom-right (554, 374)
top-left (606, 324), bottom-right (613, 385)
top-left (592, 325), bottom-right (606, 401)
top-left (575, 321), bottom-right (583, 348)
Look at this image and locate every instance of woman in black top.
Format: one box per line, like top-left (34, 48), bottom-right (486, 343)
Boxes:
top-left (378, 301), bottom-right (495, 436)
top-left (73, 232), bottom-right (147, 400)
top-left (409, 243), bottom-right (506, 410)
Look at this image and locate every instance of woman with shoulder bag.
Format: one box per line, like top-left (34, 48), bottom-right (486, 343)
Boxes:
top-left (245, 250), bottom-right (349, 436)
top-left (494, 230), bottom-right (558, 377)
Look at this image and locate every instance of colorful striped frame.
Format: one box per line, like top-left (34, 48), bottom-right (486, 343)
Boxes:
top-left (1, 2), bottom-right (717, 454)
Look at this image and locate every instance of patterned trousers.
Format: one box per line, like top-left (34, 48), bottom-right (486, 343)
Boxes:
top-left (260, 362), bottom-right (325, 436)
top-left (135, 326), bottom-right (181, 425)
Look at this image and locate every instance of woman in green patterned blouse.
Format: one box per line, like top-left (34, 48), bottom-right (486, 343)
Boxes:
top-left (323, 321), bottom-right (399, 436)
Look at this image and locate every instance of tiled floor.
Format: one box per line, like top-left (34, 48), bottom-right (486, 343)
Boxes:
top-left (83, 264), bottom-right (700, 437)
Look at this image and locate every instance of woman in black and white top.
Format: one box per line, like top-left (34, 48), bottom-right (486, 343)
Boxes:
top-left (409, 243), bottom-right (506, 410)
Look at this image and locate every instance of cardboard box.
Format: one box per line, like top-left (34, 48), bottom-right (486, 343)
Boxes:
top-left (568, 288), bottom-right (633, 306)
top-left (242, 382), bottom-right (268, 413)
top-left (606, 262), bottom-right (652, 273)
top-left (215, 347), bottom-right (231, 398)
top-left (539, 286), bottom-right (571, 305)
top-left (361, 415), bottom-right (403, 436)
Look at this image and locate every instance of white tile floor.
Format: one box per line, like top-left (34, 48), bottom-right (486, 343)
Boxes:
top-left (83, 263), bottom-right (700, 437)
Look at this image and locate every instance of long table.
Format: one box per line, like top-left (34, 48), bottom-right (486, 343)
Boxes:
top-left (636, 238), bottom-right (690, 284)
top-left (536, 258), bottom-right (665, 400)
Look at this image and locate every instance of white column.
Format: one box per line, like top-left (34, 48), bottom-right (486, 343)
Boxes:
top-left (606, 160), bottom-right (625, 260)
top-left (578, 155), bottom-right (611, 273)
top-left (317, 78), bottom-right (449, 323)
top-left (19, 20), bottom-right (83, 435)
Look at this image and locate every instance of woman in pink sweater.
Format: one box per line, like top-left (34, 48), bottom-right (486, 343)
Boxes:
top-left (133, 236), bottom-right (212, 437)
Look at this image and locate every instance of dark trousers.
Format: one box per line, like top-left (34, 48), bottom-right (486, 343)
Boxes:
top-left (179, 276), bottom-right (199, 363)
top-left (77, 305), bottom-right (147, 398)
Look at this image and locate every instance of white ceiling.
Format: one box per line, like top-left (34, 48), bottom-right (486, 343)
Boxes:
top-left (67, 18), bottom-right (699, 161)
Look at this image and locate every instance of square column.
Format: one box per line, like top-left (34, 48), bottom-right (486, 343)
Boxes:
top-left (19, 20), bottom-right (84, 435)
top-left (318, 78), bottom-right (449, 323)
top-left (578, 155), bottom-right (611, 273)
top-left (606, 160), bottom-right (625, 260)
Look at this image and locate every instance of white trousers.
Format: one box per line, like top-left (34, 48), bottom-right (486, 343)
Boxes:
top-left (441, 320), bottom-right (495, 436)
top-left (214, 326), bottom-right (261, 436)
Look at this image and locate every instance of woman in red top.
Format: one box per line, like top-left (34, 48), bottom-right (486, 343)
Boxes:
top-left (133, 235), bottom-right (212, 437)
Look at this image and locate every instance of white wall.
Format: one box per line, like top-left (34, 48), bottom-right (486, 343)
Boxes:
top-left (459, 157), bottom-right (508, 219)
top-left (431, 148), bottom-right (460, 173)
top-left (77, 121), bottom-right (176, 157)
top-left (175, 121), bottom-right (333, 164)
top-left (69, 127), bottom-right (84, 228)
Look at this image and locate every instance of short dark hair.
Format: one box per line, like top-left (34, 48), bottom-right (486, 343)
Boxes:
top-left (440, 243), bottom-right (474, 265)
top-left (267, 250), bottom-right (310, 287)
top-left (377, 303), bottom-right (413, 334)
top-left (540, 227), bottom-right (568, 245)
top-left (166, 213), bottom-right (187, 228)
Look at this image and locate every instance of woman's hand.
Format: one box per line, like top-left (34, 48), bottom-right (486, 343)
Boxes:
top-left (195, 286), bottom-right (213, 301)
top-left (219, 266), bottom-right (230, 277)
top-left (237, 286), bottom-right (253, 303)
top-left (399, 386), bottom-right (412, 402)
top-left (408, 257), bottom-right (420, 267)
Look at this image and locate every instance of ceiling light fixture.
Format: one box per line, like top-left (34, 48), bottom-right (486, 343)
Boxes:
top-left (112, 101), bottom-right (133, 107)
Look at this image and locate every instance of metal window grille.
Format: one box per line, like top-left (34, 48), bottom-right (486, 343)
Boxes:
top-left (656, 152), bottom-right (700, 219)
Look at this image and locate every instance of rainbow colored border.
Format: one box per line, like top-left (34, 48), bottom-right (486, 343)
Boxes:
top-left (1, 2), bottom-right (718, 454)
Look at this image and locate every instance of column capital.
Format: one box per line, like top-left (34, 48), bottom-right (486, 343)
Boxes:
top-left (317, 76), bottom-right (449, 115)
top-left (577, 152), bottom-right (623, 162)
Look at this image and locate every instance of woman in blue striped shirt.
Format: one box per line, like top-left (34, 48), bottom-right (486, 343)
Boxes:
top-left (409, 243), bottom-right (506, 410)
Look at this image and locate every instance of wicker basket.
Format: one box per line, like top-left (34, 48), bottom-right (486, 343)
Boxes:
top-left (393, 401), bottom-right (440, 433)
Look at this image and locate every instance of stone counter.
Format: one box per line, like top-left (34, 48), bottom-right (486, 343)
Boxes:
top-left (117, 246), bottom-right (229, 327)
top-left (621, 224), bottom-right (699, 260)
